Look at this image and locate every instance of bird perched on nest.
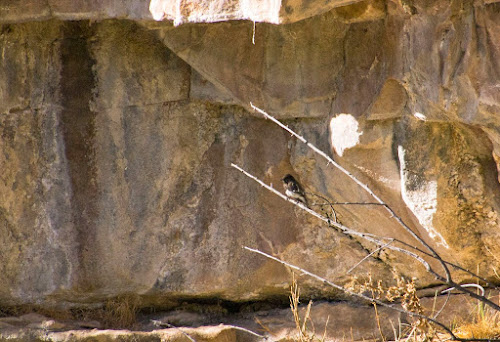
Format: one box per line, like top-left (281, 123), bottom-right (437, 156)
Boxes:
top-left (282, 174), bottom-right (308, 207)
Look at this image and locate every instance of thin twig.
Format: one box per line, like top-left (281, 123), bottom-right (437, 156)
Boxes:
top-left (151, 320), bottom-right (196, 342)
top-left (392, 239), bottom-right (499, 290)
top-left (307, 192), bottom-right (338, 222)
top-left (224, 325), bottom-right (267, 339)
top-left (373, 301), bottom-right (386, 342)
top-left (322, 315), bottom-right (330, 342)
top-left (231, 163), bottom-right (332, 222)
top-left (249, 102), bottom-right (452, 282)
top-left (254, 317), bottom-right (274, 337)
top-left (391, 240), bottom-right (500, 309)
top-left (433, 292), bottom-right (451, 320)
top-left (390, 319), bottom-right (398, 341)
top-left (302, 300), bottom-right (313, 336)
top-left (231, 163), bottom-right (440, 279)
top-left (347, 240), bottom-right (394, 274)
top-left (441, 284), bottom-right (485, 297)
top-left (243, 246), bottom-right (458, 339)
top-left (331, 202), bottom-right (385, 206)
top-left (446, 280), bottom-right (500, 311)
top-left (232, 162), bottom-right (500, 311)
top-left (244, 246), bottom-right (500, 342)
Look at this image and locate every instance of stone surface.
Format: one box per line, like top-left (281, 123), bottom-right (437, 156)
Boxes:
top-left (0, 19), bottom-right (397, 307)
top-left (0, 1), bottom-right (151, 23)
top-left (0, 324), bottom-right (263, 342)
top-left (148, 0), bottom-right (372, 24)
top-left (367, 79), bottom-right (407, 121)
top-left (0, 21), bottom-right (76, 305)
top-left (0, 293), bottom-right (485, 341)
top-left (156, 0), bottom-right (500, 277)
top-left (1, 0), bottom-right (500, 340)
top-left (0, 0), bottom-right (379, 24)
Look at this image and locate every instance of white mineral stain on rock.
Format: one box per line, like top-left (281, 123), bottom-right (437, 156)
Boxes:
top-left (329, 114), bottom-right (363, 157)
top-left (149, 0), bottom-right (168, 21)
top-left (240, 0), bottom-right (282, 24)
top-left (149, 0), bottom-right (282, 25)
top-left (398, 146), bottom-right (449, 249)
top-left (414, 112), bottom-right (427, 121)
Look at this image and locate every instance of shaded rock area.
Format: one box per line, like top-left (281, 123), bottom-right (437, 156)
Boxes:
top-left (1, 0), bottom-right (500, 340)
top-left (0, 293), bottom-right (485, 341)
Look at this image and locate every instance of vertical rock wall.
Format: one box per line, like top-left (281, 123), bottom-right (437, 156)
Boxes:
top-left (0, 0), bottom-right (499, 309)
top-left (0, 22), bottom-right (76, 304)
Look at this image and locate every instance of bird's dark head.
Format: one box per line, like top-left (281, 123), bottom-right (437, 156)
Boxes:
top-left (282, 174), bottom-right (295, 183)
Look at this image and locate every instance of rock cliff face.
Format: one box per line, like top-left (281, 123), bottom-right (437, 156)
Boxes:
top-left (1, 0), bottom-right (500, 336)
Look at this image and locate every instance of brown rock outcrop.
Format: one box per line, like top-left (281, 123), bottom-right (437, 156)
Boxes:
top-left (1, 0), bottom-right (500, 339)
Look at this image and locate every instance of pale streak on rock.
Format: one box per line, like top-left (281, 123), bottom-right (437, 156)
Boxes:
top-left (398, 145), bottom-right (449, 249)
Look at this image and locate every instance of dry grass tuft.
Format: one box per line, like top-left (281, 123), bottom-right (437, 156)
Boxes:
top-left (71, 293), bottom-right (142, 329)
top-left (347, 274), bottom-right (435, 342)
top-left (453, 300), bottom-right (500, 340)
top-left (454, 319), bottom-right (500, 339)
top-left (101, 293), bottom-right (141, 329)
top-left (289, 274), bottom-right (328, 342)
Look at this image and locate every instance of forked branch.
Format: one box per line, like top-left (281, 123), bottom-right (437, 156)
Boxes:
top-left (244, 246), bottom-right (500, 342)
top-left (249, 102), bottom-right (451, 282)
top-left (231, 163), bottom-right (437, 277)
top-left (246, 103), bottom-right (500, 312)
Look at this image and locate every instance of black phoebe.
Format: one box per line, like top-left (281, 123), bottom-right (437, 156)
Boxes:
top-left (282, 174), bottom-right (308, 206)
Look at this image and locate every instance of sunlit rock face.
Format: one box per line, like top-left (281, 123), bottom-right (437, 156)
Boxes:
top-left (0, 0), bottom-right (383, 24)
top-left (1, 0), bottom-right (500, 322)
top-left (148, 0), bottom-right (384, 24)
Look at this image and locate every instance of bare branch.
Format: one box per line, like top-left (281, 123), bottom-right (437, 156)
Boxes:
top-left (249, 103), bottom-right (452, 282)
top-left (151, 320), bottom-right (197, 342)
top-left (232, 163), bottom-right (500, 312)
top-left (433, 292), bottom-right (451, 320)
top-left (243, 246), bottom-right (459, 339)
top-left (331, 202), bottom-right (385, 206)
top-left (392, 239), bottom-right (499, 290)
top-left (231, 163), bottom-right (332, 222)
top-left (238, 104), bottom-right (500, 313)
top-left (231, 163), bottom-right (439, 279)
top-left (245, 246), bottom-right (500, 342)
top-left (224, 325), bottom-right (267, 339)
top-left (347, 240), bottom-right (394, 274)
top-left (306, 192), bottom-right (338, 222)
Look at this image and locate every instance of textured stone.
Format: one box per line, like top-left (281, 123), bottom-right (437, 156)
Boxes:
top-left (0, 21), bottom-right (76, 305)
top-left (0, 1), bottom-right (500, 339)
top-left (0, 325), bottom-right (260, 342)
top-left (0, 0), bottom-right (381, 24)
top-left (367, 79), bottom-right (407, 120)
top-left (149, 0), bottom-right (370, 24)
top-left (157, 0), bottom-right (500, 279)
top-left (0, 1), bottom-right (151, 23)
top-left (159, 13), bottom-right (352, 118)
top-left (0, 293), bottom-right (483, 340)
top-left (330, 0), bottom-right (386, 23)
top-left (190, 70), bottom-right (238, 105)
top-left (19, 313), bottom-right (47, 324)
top-left (0, 2), bottom-right (51, 23)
